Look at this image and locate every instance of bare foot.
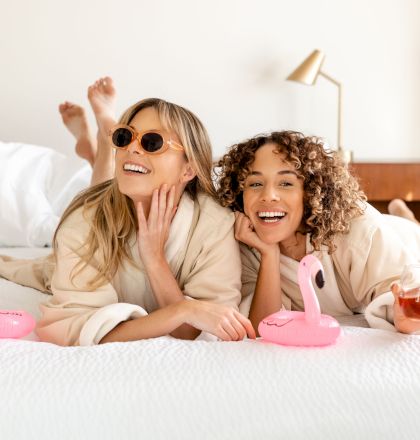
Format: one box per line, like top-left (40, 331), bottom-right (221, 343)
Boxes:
top-left (59, 102), bottom-right (96, 166)
top-left (87, 76), bottom-right (117, 138)
top-left (388, 199), bottom-right (419, 224)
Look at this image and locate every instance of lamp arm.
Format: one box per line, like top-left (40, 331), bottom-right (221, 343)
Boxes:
top-left (319, 71), bottom-right (342, 150)
top-left (318, 71), bottom-right (341, 87)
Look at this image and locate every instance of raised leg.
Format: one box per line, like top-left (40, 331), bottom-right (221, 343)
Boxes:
top-left (388, 199), bottom-right (419, 225)
top-left (59, 102), bottom-right (96, 167)
top-left (87, 76), bottom-right (117, 186)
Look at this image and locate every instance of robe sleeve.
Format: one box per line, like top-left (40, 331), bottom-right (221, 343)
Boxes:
top-left (36, 210), bottom-right (146, 346)
top-left (181, 216), bottom-right (242, 312)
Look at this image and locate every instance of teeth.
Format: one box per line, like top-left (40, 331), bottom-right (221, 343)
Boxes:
top-left (123, 163), bottom-right (149, 174)
top-left (258, 211), bottom-right (286, 218)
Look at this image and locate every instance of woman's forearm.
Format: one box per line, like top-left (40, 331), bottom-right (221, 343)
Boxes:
top-left (144, 258), bottom-right (201, 340)
top-left (99, 300), bottom-right (199, 343)
top-left (101, 259), bottom-right (200, 342)
top-left (249, 249), bottom-right (282, 334)
top-left (145, 257), bottom-right (186, 307)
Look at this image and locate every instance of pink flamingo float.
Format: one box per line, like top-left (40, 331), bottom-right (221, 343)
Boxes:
top-left (0, 310), bottom-right (36, 339)
top-left (258, 254), bottom-right (341, 346)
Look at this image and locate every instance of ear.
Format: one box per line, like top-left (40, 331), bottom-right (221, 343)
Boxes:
top-left (180, 163), bottom-right (197, 183)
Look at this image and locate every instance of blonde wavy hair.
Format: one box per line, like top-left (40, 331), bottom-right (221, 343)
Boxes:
top-left (53, 98), bottom-right (215, 289)
top-left (216, 131), bottom-right (367, 253)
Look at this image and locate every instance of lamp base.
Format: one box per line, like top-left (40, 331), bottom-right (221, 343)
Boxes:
top-left (337, 148), bottom-right (353, 165)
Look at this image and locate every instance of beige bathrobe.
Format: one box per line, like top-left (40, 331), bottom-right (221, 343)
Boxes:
top-left (239, 204), bottom-right (420, 321)
top-left (0, 193), bottom-right (242, 346)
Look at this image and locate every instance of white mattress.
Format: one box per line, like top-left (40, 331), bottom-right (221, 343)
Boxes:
top-left (1, 247), bottom-right (420, 439)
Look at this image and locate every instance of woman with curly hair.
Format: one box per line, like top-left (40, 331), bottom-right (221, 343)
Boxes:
top-left (216, 131), bottom-right (420, 334)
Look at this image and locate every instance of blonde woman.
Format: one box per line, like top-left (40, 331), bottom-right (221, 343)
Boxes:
top-left (0, 79), bottom-right (255, 345)
top-left (216, 131), bottom-right (420, 334)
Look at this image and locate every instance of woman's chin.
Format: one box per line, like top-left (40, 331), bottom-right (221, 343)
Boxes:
top-left (255, 225), bottom-right (297, 246)
top-left (262, 237), bottom-right (281, 246)
top-left (118, 185), bottom-right (152, 201)
top-left (254, 229), bottom-right (282, 245)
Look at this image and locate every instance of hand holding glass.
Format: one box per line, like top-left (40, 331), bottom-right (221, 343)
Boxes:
top-left (398, 264), bottom-right (420, 319)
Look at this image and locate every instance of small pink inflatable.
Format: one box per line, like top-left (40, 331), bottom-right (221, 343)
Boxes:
top-left (0, 310), bottom-right (36, 339)
top-left (258, 255), bottom-right (341, 347)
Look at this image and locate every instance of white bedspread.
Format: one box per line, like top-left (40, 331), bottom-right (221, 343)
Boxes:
top-left (1, 328), bottom-right (420, 440)
top-left (1, 247), bottom-right (420, 439)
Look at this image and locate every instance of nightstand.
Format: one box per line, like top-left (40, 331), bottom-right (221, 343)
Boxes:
top-left (349, 162), bottom-right (420, 219)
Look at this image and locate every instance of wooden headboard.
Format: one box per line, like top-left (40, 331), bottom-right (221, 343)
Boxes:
top-left (350, 162), bottom-right (420, 218)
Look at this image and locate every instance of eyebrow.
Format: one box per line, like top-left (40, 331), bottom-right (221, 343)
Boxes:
top-left (249, 170), bottom-right (300, 177)
top-left (129, 125), bottom-right (163, 133)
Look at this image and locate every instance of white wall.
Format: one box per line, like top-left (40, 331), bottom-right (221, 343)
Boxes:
top-left (1, 0), bottom-right (419, 162)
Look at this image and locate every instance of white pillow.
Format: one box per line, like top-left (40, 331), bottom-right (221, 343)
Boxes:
top-left (0, 141), bottom-right (91, 247)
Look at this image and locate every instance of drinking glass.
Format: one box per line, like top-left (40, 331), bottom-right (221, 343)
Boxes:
top-left (398, 263), bottom-right (420, 319)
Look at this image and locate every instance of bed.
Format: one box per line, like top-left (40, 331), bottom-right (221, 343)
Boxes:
top-left (1, 246), bottom-right (420, 440)
top-left (2, 142), bottom-right (420, 439)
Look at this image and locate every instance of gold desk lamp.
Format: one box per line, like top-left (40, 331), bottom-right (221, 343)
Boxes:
top-left (287, 49), bottom-right (353, 164)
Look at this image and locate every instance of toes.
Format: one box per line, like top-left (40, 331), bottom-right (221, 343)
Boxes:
top-left (88, 80), bottom-right (99, 94)
top-left (102, 76), bottom-right (115, 94)
top-left (89, 79), bottom-right (102, 93)
top-left (98, 77), bottom-right (107, 91)
top-left (98, 78), bottom-right (105, 92)
top-left (60, 103), bottom-right (84, 118)
top-left (59, 102), bottom-right (73, 114)
top-left (88, 76), bottom-right (115, 99)
top-left (87, 85), bottom-right (96, 99)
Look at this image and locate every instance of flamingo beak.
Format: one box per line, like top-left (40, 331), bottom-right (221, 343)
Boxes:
top-left (315, 270), bottom-right (325, 288)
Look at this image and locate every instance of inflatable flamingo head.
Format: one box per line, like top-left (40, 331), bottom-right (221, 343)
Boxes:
top-left (299, 254), bottom-right (325, 289)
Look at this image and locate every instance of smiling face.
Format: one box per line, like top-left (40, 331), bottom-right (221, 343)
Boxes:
top-left (114, 107), bottom-right (195, 204)
top-left (242, 142), bottom-right (305, 246)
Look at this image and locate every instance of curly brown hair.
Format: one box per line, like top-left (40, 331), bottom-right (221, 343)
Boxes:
top-left (216, 131), bottom-right (367, 253)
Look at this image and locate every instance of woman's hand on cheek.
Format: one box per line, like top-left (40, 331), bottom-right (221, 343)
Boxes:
top-left (234, 212), bottom-right (278, 256)
top-left (392, 283), bottom-right (420, 334)
top-left (136, 184), bottom-right (177, 268)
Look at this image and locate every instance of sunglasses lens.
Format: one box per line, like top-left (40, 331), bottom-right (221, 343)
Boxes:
top-left (112, 127), bottom-right (133, 148)
top-left (141, 132), bottom-right (164, 153)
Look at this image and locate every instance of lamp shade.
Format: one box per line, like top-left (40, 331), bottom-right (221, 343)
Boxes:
top-left (287, 50), bottom-right (325, 85)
